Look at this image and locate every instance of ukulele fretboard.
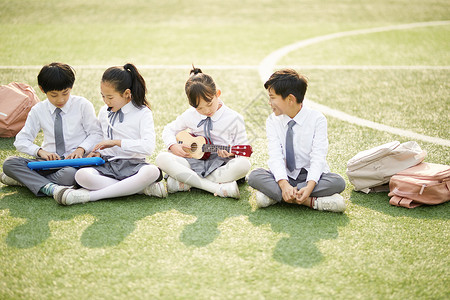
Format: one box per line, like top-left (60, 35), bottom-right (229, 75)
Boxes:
top-left (202, 144), bottom-right (231, 153)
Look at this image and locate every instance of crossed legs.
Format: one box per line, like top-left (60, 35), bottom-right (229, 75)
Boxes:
top-left (75, 164), bottom-right (161, 201)
top-left (155, 152), bottom-right (250, 197)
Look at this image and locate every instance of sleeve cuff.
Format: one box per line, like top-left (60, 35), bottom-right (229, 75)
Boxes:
top-left (306, 171), bottom-right (321, 184)
top-left (166, 142), bottom-right (176, 150)
top-left (78, 142), bottom-right (90, 153)
top-left (273, 170), bottom-right (288, 183)
top-left (120, 139), bottom-right (130, 151)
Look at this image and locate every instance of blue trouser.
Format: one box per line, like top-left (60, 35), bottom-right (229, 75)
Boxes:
top-left (247, 168), bottom-right (346, 203)
top-left (2, 156), bottom-right (77, 196)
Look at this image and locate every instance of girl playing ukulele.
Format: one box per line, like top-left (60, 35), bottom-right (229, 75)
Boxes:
top-left (156, 66), bottom-right (251, 199)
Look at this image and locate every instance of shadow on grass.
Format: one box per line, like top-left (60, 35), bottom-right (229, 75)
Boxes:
top-left (248, 203), bottom-right (349, 268)
top-left (0, 186), bottom-right (77, 248)
top-left (350, 190), bottom-right (450, 220)
top-left (0, 186), bottom-right (174, 249)
top-left (0, 183), bottom-right (349, 268)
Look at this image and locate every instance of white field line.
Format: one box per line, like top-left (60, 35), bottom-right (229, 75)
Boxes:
top-left (304, 100), bottom-right (450, 146)
top-left (0, 65), bottom-right (449, 70)
top-left (259, 20), bottom-right (450, 147)
top-left (258, 20), bottom-right (450, 81)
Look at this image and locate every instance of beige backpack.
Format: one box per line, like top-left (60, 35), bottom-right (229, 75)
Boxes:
top-left (346, 141), bottom-right (426, 193)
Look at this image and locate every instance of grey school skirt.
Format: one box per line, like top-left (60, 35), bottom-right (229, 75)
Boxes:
top-left (186, 153), bottom-right (231, 178)
top-left (92, 156), bottom-right (152, 181)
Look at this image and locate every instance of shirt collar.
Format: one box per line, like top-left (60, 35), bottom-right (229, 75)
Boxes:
top-left (281, 104), bottom-right (309, 128)
top-left (120, 101), bottom-right (133, 113)
top-left (194, 99), bottom-right (226, 121)
top-left (48, 95), bottom-right (73, 114)
top-left (107, 101), bottom-right (134, 114)
top-left (211, 99), bottom-right (226, 121)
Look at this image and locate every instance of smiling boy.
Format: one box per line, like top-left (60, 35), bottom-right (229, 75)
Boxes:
top-left (247, 69), bottom-right (346, 212)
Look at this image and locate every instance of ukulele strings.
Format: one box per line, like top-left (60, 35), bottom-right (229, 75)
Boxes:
top-left (202, 144), bottom-right (230, 152)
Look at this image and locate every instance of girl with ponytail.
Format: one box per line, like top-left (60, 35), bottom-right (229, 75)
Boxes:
top-left (54, 63), bottom-right (166, 205)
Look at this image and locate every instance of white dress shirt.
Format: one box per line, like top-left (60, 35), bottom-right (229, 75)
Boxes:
top-left (14, 95), bottom-right (102, 157)
top-left (266, 105), bottom-right (329, 184)
top-left (97, 102), bottom-right (155, 160)
top-left (162, 100), bottom-right (249, 149)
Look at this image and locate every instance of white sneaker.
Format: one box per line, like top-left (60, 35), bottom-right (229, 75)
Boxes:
top-left (52, 185), bottom-right (70, 197)
top-left (0, 172), bottom-right (24, 186)
top-left (255, 191), bottom-right (277, 208)
top-left (143, 181), bottom-right (168, 198)
top-left (215, 181), bottom-right (240, 199)
top-left (313, 194), bottom-right (346, 213)
top-left (166, 176), bottom-right (191, 193)
top-left (54, 188), bottom-right (90, 206)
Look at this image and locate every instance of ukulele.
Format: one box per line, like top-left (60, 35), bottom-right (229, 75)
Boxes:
top-left (175, 131), bottom-right (252, 160)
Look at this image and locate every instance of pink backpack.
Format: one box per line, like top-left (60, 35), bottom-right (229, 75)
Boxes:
top-left (0, 82), bottom-right (40, 137)
top-left (388, 162), bottom-right (450, 208)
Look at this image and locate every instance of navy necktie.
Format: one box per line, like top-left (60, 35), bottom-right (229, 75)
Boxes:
top-left (54, 108), bottom-right (65, 156)
top-left (286, 120), bottom-right (296, 172)
top-left (197, 117), bottom-right (213, 141)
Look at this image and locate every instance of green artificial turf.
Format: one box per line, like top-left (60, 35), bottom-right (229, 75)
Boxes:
top-left (0, 0), bottom-right (449, 299)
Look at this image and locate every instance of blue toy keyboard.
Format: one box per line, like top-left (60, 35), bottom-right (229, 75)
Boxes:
top-left (27, 157), bottom-right (105, 170)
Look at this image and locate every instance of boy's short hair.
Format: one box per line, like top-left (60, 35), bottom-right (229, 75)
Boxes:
top-left (264, 69), bottom-right (308, 103)
top-left (37, 62), bottom-right (75, 93)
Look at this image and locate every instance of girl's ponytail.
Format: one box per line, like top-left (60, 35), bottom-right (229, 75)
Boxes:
top-left (189, 65), bottom-right (203, 76)
top-left (102, 63), bottom-right (149, 109)
top-left (123, 63), bottom-right (149, 108)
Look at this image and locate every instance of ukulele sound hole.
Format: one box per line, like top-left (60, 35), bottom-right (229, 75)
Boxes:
top-left (191, 143), bottom-right (197, 152)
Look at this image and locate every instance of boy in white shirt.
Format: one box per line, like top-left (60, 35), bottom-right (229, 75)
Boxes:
top-left (1, 62), bottom-right (102, 197)
top-left (247, 69), bottom-right (346, 212)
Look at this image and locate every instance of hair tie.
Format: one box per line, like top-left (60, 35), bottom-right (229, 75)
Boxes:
top-left (190, 64), bottom-right (203, 76)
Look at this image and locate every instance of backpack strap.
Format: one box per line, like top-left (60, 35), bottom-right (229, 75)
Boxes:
top-left (389, 195), bottom-right (422, 209)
